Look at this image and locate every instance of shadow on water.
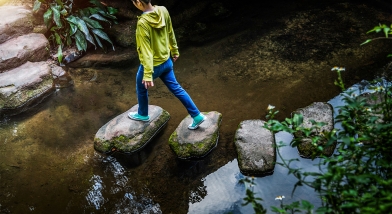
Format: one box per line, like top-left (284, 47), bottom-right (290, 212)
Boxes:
top-left (1, 0), bottom-right (392, 213)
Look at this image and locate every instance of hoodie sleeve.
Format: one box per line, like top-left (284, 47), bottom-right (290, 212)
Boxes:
top-left (136, 21), bottom-right (154, 81)
top-left (164, 7), bottom-right (179, 57)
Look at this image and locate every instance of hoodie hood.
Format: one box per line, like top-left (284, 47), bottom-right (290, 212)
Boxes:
top-left (138, 6), bottom-right (166, 28)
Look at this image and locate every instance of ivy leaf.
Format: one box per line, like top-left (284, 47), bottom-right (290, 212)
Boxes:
top-left (33, 0), bottom-right (41, 12)
top-left (43, 8), bottom-right (53, 28)
top-left (91, 28), bottom-right (115, 51)
top-left (74, 30), bottom-right (87, 51)
top-left (50, 5), bottom-right (62, 28)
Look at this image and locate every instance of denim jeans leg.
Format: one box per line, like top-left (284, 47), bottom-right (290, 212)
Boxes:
top-left (136, 65), bottom-right (149, 116)
top-left (159, 59), bottom-right (200, 117)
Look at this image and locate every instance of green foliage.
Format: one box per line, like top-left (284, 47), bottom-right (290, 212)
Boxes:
top-left (361, 23), bottom-right (392, 57)
top-left (240, 177), bottom-right (267, 214)
top-left (33, 0), bottom-right (117, 63)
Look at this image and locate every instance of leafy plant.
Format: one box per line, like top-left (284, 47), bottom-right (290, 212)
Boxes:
top-left (361, 23), bottom-right (392, 57)
top-left (33, 0), bottom-right (118, 63)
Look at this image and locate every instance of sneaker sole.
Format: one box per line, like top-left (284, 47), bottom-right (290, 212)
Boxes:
top-left (128, 113), bottom-right (150, 122)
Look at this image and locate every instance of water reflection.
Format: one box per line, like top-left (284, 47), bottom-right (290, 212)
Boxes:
top-left (188, 131), bottom-right (322, 214)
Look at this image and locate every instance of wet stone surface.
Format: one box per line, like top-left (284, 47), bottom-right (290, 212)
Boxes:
top-left (234, 120), bottom-right (276, 176)
top-left (293, 102), bottom-right (336, 158)
top-left (94, 104), bottom-right (170, 153)
top-left (169, 111), bottom-right (222, 159)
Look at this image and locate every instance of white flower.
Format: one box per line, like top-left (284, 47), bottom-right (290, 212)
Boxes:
top-left (267, 105), bottom-right (275, 111)
top-left (275, 195), bottom-right (285, 200)
top-left (331, 66), bottom-right (345, 72)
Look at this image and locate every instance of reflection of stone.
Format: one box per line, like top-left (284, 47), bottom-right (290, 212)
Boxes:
top-left (293, 102), bottom-right (335, 158)
top-left (234, 120), bottom-right (276, 176)
top-left (94, 105), bottom-right (170, 154)
top-left (169, 111), bottom-right (222, 159)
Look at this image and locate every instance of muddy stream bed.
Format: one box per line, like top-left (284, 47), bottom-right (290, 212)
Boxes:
top-left (1, 1), bottom-right (392, 213)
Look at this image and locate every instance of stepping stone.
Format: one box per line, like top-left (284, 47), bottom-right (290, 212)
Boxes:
top-left (169, 111), bottom-right (222, 159)
top-left (94, 105), bottom-right (170, 154)
top-left (0, 33), bottom-right (49, 72)
top-left (0, 6), bottom-right (33, 44)
top-left (0, 61), bottom-right (54, 114)
top-left (293, 102), bottom-right (335, 158)
top-left (234, 120), bottom-right (276, 176)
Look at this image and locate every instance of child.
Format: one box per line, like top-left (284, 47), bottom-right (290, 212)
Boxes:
top-left (128, 0), bottom-right (205, 130)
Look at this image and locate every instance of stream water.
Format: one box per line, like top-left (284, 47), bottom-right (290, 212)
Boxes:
top-left (1, 1), bottom-right (392, 213)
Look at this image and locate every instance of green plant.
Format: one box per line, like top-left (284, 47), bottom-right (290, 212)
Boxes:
top-left (33, 0), bottom-right (117, 63)
top-left (361, 23), bottom-right (392, 57)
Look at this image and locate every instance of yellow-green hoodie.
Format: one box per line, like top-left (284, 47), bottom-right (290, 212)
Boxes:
top-left (135, 6), bottom-right (179, 81)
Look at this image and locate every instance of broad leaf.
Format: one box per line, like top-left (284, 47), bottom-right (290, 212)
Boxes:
top-left (73, 17), bottom-right (96, 48)
top-left (384, 27), bottom-right (390, 38)
top-left (54, 32), bottom-right (62, 45)
top-left (107, 7), bottom-right (118, 15)
top-left (69, 23), bottom-right (77, 35)
top-left (74, 30), bottom-right (87, 51)
top-left (98, 10), bottom-right (117, 20)
top-left (90, 13), bottom-right (111, 25)
top-left (33, 0), bottom-right (41, 12)
top-left (57, 45), bottom-right (63, 64)
top-left (93, 33), bottom-right (103, 49)
top-left (50, 5), bottom-right (62, 28)
top-left (43, 8), bottom-right (53, 27)
top-left (82, 17), bottom-right (103, 29)
top-left (91, 28), bottom-right (115, 50)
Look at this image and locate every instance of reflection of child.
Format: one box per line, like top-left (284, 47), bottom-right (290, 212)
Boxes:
top-left (129, 0), bottom-right (205, 130)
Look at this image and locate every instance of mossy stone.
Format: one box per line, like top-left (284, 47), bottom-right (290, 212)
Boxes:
top-left (94, 105), bottom-right (170, 154)
top-left (169, 111), bottom-right (222, 159)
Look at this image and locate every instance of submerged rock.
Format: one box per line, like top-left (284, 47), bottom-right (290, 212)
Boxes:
top-left (0, 33), bottom-right (49, 72)
top-left (169, 111), bottom-right (222, 159)
top-left (234, 120), bottom-right (276, 176)
top-left (94, 105), bottom-right (170, 154)
top-left (293, 102), bottom-right (335, 158)
top-left (0, 61), bottom-right (54, 115)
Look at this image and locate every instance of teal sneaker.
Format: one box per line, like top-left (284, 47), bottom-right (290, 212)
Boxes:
top-left (128, 112), bottom-right (150, 122)
top-left (188, 113), bottom-right (206, 130)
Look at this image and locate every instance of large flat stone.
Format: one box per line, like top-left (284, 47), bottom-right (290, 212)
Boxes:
top-left (293, 102), bottom-right (335, 158)
top-left (0, 61), bottom-right (54, 113)
top-left (0, 33), bottom-right (49, 72)
top-left (169, 111), bottom-right (222, 159)
top-left (234, 120), bottom-right (276, 176)
top-left (0, 6), bottom-right (33, 44)
top-left (94, 105), bottom-right (170, 154)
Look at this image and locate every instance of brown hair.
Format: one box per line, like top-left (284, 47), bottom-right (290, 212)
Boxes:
top-left (132, 0), bottom-right (151, 4)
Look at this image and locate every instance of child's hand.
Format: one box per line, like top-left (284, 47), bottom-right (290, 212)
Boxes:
top-left (142, 80), bottom-right (154, 89)
top-left (172, 55), bottom-right (179, 62)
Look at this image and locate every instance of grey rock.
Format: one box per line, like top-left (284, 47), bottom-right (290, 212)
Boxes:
top-left (293, 102), bottom-right (335, 158)
top-left (94, 105), bottom-right (170, 153)
top-left (0, 33), bottom-right (49, 72)
top-left (169, 111), bottom-right (222, 159)
top-left (234, 120), bottom-right (276, 176)
top-left (0, 61), bottom-right (54, 113)
top-left (0, 6), bottom-right (33, 44)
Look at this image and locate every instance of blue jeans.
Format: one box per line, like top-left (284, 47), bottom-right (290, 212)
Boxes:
top-left (136, 58), bottom-right (200, 117)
